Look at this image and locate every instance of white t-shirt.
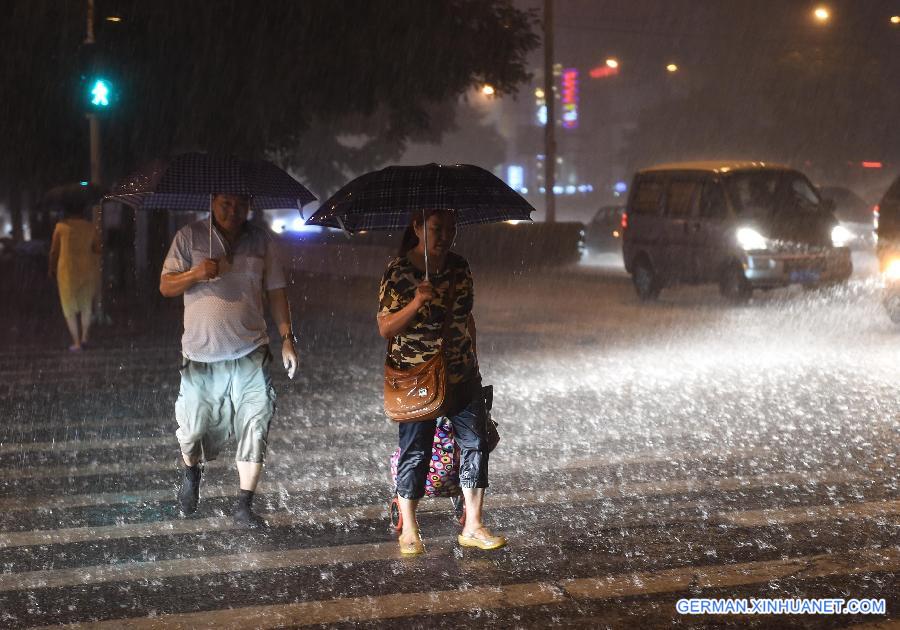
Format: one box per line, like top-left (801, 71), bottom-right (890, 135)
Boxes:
top-left (162, 219), bottom-right (287, 362)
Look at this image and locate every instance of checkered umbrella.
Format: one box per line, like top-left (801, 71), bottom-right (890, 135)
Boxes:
top-left (105, 152), bottom-right (316, 257)
top-left (305, 163), bottom-right (534, 233)
top-left (105, 152), bottom-right (316, 212)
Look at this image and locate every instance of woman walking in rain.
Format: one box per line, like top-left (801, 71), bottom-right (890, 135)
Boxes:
top-left (378, 208), bottom-right (506, 555)
top-left (49, 202), bottom-right (101, 351)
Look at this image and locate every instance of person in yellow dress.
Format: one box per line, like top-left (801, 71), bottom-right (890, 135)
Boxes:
top-left (49, 203), bottom-right (101, 351)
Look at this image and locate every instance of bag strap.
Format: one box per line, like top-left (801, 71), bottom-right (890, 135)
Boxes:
top-left (387, 268), bottom-right (457, 357)
top-left (437, 269), bottom-right (458, 348)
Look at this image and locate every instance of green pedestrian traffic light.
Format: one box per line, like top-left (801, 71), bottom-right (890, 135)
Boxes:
top-left (78, 44), bottom-right (118, 113)
top-left (88, 78), bottom-right (112, 108)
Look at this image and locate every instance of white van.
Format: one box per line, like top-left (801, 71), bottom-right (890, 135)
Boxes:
top-left (622, 161), bottom-right (853, 302)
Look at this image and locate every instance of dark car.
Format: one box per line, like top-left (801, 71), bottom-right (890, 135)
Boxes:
top-left (622, 161), bottom-right (852, 302)
top-left (584, 205), bottom-right (625, 253)
top-left (819, 186), bottom-right (875, 250)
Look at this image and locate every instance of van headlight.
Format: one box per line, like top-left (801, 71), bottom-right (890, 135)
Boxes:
top-left (884, 258), bottom-right (900, 281)
top-left (831, 225), bottom-right (853, 248)
top-left (736, 227), bottom-right (768, 251)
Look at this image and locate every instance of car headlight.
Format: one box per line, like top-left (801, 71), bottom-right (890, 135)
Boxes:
top-left (736, 227), bottom-right (768, 251)
top-left (884, 258), bottom-right (900, 281)
top-left (831, 225), bottom-right (854, 248)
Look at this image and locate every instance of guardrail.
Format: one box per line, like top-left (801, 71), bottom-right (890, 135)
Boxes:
top-left (278, 222), bottom-right (585, 278)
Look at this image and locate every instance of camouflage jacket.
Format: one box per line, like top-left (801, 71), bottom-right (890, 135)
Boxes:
top-left (378, 253), bottom-right (479, 385)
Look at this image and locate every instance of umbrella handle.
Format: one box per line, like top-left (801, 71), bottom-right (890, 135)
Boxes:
top-left (422, 209), bottom-right (429, 281)
top-left (335, 214), bottom-right (352, 240)
top-left (209, 194), bottom-right (213, 259)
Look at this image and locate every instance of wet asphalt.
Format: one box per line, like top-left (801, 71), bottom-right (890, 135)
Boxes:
top-left (0, 255), bottom-right (897, 628)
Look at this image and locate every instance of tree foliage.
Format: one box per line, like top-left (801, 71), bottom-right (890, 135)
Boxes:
top-left (0, 0), bottom-right (539, 204)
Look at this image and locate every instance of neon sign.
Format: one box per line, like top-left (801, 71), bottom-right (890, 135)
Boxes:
top-left (589, 65), bottom-right (619, 79)
top-left (561, 68), bottom-right (578, 129)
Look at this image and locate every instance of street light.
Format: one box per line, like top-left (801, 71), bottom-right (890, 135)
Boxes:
top-left (813, 6), bottom-right (830, 23)
top-left (891, 15), bottom-right (900, 25)
top-left (605, 58), bottom-right (619, 69)
top-left (666, 63), bottom-right (678, 73)
top-left (482, 84), bottom-right (495, 96)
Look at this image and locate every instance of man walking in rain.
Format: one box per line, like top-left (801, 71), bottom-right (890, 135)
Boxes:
top-left (160, 193), bottom-right (298, 528)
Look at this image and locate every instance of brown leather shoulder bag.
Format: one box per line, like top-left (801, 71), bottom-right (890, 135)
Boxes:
top-left (384, 270), bottom-right (457, 422)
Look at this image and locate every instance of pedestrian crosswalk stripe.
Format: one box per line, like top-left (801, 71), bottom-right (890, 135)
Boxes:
top-left (0, 423), bottom-right (636, 455)
top-left (0, 431), bottom-right (391, 456)
top-left (0, 414), bottom-right (382, 435)
top-left (27, 546), bottom-right (900, 629)
top-left (0, 436), bottom-right (165, 455)
top-left (0, 443), bottom-right (844, 513)
top-left (836, 621), bottom-right (900, 630)
top-left (561, 546), bottom-right (900, 598)
top-left (0, 469), bottom-right (367, 514)
top-left (0, 439), bottom-right (393, 480)
top-left (1, 536), bottom-right (459, 592)
top-left (0, 441), bottom-right (773, 481)
top-left (717, 499), bottom-right (900, 527)
top-left (1, 416), bottom-right (162, 432)
top-left (0, 473), bottom-right (879, 552)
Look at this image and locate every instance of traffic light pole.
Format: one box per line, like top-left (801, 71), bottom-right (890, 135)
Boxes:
top-left (85, 0), bottom-right (95, 43)
top-left (88, 114), bottom-right (101, 185)
top-left (543, 0), bottom-right (556, 223)
top-left (85, 0), bottom-right (109, 322)
top-left (85, 0), bottom-right (101, 186)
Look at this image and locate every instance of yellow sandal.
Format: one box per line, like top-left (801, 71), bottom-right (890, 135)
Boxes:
top-left (458, 527), bottom-right (507, 550)
top-left (399, 534), bottom-right (425, 556)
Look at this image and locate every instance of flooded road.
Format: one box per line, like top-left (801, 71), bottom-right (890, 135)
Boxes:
top-left (0, 251), bottom-right (896, 628)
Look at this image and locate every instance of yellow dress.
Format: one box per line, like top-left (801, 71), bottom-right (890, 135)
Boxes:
top-left (52, 219), bottom-right (100, 318)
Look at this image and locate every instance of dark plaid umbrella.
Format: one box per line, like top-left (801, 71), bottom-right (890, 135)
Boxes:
top-left (105, 152), bottom-right (316, 213)
top-left (305, 163), bottom-right (534, 233)
top-left (105, 152), bottom-right (316, 256)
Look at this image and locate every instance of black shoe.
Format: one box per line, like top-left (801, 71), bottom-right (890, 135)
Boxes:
top-left (233, 490), bottom-right (267, 529)
top-left (177, 463), bottom-right (201, 515)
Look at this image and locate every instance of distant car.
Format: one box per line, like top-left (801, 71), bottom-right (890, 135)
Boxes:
top-left (875, 173), bottom-right (900, 271)
top-left (584, 205), bottom-right (625, 252)
top-left (819, 186), bottom-right (875, 250)
top-left (873, 174), bottom-right (900, 322)
top-left (622, 161), bottom-right (853, 302)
